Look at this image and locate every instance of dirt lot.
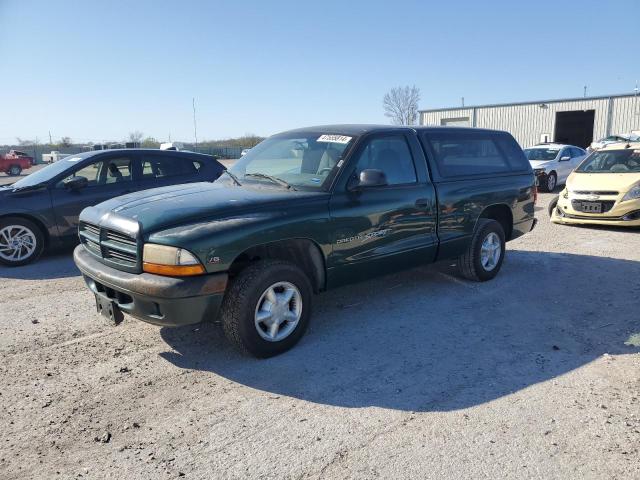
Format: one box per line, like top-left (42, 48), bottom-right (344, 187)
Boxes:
top-left (1, 193), bottom-right (639, 479)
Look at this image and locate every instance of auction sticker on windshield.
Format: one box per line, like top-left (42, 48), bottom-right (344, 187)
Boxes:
top-left (317, 135), bottom-right (352, 144)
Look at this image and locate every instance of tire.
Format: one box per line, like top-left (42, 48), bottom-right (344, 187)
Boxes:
top-left (457, 219), bottom-right (506, 282)
top-left (8, 165), bottom-right (22, 176)
top-left (220, 259), bottom-right (313, 357)
top-left (542, 172), bottom-right (557, 192)
top-left (0, 216), bottom-right (45, 266)
top-left (548, 195), bottom-right (559, 217)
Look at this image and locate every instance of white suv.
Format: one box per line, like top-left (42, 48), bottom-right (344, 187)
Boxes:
top-left (524, 143), bottom-right (587, 192)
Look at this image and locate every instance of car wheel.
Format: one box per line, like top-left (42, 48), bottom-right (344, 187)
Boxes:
top-left (0, 217), bottom-right (45, 266)
top-left (8, 165), bottom-right (22, 176)
top-left (220, 259), bottom-right (312, 357)
top-left (543, 172), bottom-right (557, 192)
top-left (457, 219), bottom-right (506, 282)
top-left (548, 195), bottom-right (559, 217)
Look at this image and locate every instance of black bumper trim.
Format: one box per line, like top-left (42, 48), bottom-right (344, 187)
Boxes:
top-left (74, 245), bottom-right (228, 327)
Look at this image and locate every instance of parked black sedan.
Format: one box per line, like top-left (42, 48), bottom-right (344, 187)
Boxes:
top-left (0, 149), bottom-right (224, 266)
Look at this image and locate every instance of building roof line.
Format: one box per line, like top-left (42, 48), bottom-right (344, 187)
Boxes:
top-left (418, 92), bottom-right (639, 114)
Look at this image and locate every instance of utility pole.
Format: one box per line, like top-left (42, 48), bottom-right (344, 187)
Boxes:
top-left (583, 85), bottom-right (587, 98)
top-left (48, 131), bottom-right (52, 145)
top-left (461, 97), bottom-right (465, 108)
top-left (192, 98), bottom-right (198, 149)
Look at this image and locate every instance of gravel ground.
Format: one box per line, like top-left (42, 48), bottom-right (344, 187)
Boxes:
top-left (1, 192), bottom-right (639, 479)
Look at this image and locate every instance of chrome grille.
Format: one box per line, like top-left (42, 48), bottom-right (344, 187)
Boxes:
top-left (572, 190), bottom-right (619, 196)
top-left (79, 222), bottom-right (139, 269)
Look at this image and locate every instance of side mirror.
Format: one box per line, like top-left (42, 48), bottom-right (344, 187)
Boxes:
top-left (559, 156), bottom-right (571, 162)
top-left (349, 169), bottom-right (388, 190)
top-left (64, 175), bottom-right (88, 190)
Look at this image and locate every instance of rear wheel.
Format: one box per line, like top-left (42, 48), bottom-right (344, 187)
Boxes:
top-left (0, 217), bottom-right (45, 266)
top-left (8, 165), bottom-right (22, 176)
top-left (457, 219), bottom-right (506, 282)
top-left (220, 259), bottom-right (312, 357)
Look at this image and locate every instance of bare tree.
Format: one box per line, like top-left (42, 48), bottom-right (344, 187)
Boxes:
top-left (127, 131), bottom-right (144, 143)
top-left (383, 86), bottom-right (421, 125)
top-left (59, 136), bottom-right (72, 147)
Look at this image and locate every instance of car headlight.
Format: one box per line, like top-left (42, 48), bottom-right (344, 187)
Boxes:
top-left (562, 188), bottom-right (569, 199)
top-left (622, 184), bottom-right (640, 202)
top-left (142, 244), bottom-right (205, 276)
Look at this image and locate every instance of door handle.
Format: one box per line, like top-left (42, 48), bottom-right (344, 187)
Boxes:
top-left (415, 198), bottom-right (430, 208)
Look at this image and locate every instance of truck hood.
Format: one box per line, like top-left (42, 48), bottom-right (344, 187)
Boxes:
top-left (83, 182), bottom-right (329, 234)
top-left (567, 172), bottom-right (640, 193)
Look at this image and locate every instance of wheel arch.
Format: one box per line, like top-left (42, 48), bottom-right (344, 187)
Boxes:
top-left (477, 204), bottom-right (513, 241)
top-left (227, 238), bottom-right (327, 293)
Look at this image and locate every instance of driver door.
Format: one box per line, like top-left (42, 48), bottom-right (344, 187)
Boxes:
top-left (328, 133), bottom-right (438, 287)
top-left (49, 153), bottom-right (138, 242)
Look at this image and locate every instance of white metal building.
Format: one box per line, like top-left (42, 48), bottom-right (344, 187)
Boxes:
top-left (419, 93), bottom-right (640, 148)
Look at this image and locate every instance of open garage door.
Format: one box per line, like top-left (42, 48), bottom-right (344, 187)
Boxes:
top-left (554, 110), bottom-right (595, 148)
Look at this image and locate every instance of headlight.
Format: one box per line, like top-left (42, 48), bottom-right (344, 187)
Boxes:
top-left (142, 244), bottom-right (205, 276)
top-left (562, 189), bottom-right (569, 199)
top-left (622, 184), bottom-right (640, 202)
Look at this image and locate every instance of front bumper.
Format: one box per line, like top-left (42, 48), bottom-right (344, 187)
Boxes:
top-left (74, 245), bottom-right (228, 327)
top-left (551, 195), bottom-right (640, 227)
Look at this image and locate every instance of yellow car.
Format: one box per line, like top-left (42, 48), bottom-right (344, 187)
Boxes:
top-left (551, 142), bottom-right (640, 227)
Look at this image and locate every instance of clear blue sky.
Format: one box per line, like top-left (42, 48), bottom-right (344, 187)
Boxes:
top-left (1, 0), bottom-right (638, 144)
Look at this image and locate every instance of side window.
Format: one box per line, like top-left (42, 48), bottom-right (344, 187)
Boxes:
top-left (423, 132), bottom-right (512, 177)
top-left (142, 155), bottom-right (201, 179)
top-left (58, 161), bottom-right (103, 187)
top-left (103, 157), bottom-right (133, 184)
top-left (56, 156), bottom-right (133, 188)
top-left (353, 135), bottom-right (417, 185)
top-left (571, 148), bottom-right (584, 158)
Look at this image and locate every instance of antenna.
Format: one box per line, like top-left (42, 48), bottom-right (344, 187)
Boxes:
top-left (461, 96), bottom-right (465, 107)
top-left (583, 85), bottom-right (587, 98)
top-left (192, 98), bottom-right (198, 148)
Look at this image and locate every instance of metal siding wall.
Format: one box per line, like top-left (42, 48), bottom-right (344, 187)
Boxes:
top-left (421, 98), bottom-right (619, 147)
top-left (421, 109), bottom-right (473, 126)
top-left (610, 96), bottom-right (640, 134)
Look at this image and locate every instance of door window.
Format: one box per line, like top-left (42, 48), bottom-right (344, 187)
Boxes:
top-left (571, 147), bottom-right (584, 158)
top-left (142, 155), bottom-right (201, 179)
top-left (56, 156), bottom-right (134, 188)
top-left (353, 135), bottom-right (417, 185)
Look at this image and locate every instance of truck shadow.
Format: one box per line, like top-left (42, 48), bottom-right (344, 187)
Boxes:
top-left (159, 250), bottom-right (639, 412)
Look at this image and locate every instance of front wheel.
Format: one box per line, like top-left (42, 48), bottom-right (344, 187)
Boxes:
top-left (548, 195), bottom-right (559, 217)
top-left (220, 259), bottom-right (313, 357)
top-left (542, 172), bottom-right (557, 192)
top-left (8, 165), bottom-right (22, 176)
top-left (0, 217), bottom-right (45, 266)
top-left (457, 219), bottom-right (506, 282)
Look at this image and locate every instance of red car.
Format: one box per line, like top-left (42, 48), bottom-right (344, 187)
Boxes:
top-left (1, 150), bottom-right (33, 176)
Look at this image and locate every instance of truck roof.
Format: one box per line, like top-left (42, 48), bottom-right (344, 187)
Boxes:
top-left (282, 124), bottom-right (508, 136)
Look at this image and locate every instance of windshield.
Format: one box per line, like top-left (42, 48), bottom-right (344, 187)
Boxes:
top-left (524, 148), bottom-right (559, 161)
top-left (576, 149), bottom-right (640, 173)
top-left (10, 152), bottom-right (94, 188)
top-left (222, 132), bottom-right (355, 190)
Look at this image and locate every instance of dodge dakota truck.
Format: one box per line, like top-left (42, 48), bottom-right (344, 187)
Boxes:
top-left (74, 125), bottom-right (536, 357)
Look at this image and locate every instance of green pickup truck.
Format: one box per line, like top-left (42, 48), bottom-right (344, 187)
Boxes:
top-left (74, 125), bottom-right (536, 357)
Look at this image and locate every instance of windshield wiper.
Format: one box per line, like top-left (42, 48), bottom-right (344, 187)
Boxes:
top-left (223, 169), bottom-right (242, 186)
top-left (245, 173), bottom-right (297, 191)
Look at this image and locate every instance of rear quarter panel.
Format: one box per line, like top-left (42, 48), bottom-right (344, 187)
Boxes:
top-left (433, 173), bottom-right (535, 260)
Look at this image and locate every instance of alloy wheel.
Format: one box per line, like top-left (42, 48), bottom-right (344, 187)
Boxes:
top-left (254, 281), bottom-right (302, 342)
top-left (480, 232), bottom-right (501, 271)
top-left (0, 225), bottom-right (37, 262)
